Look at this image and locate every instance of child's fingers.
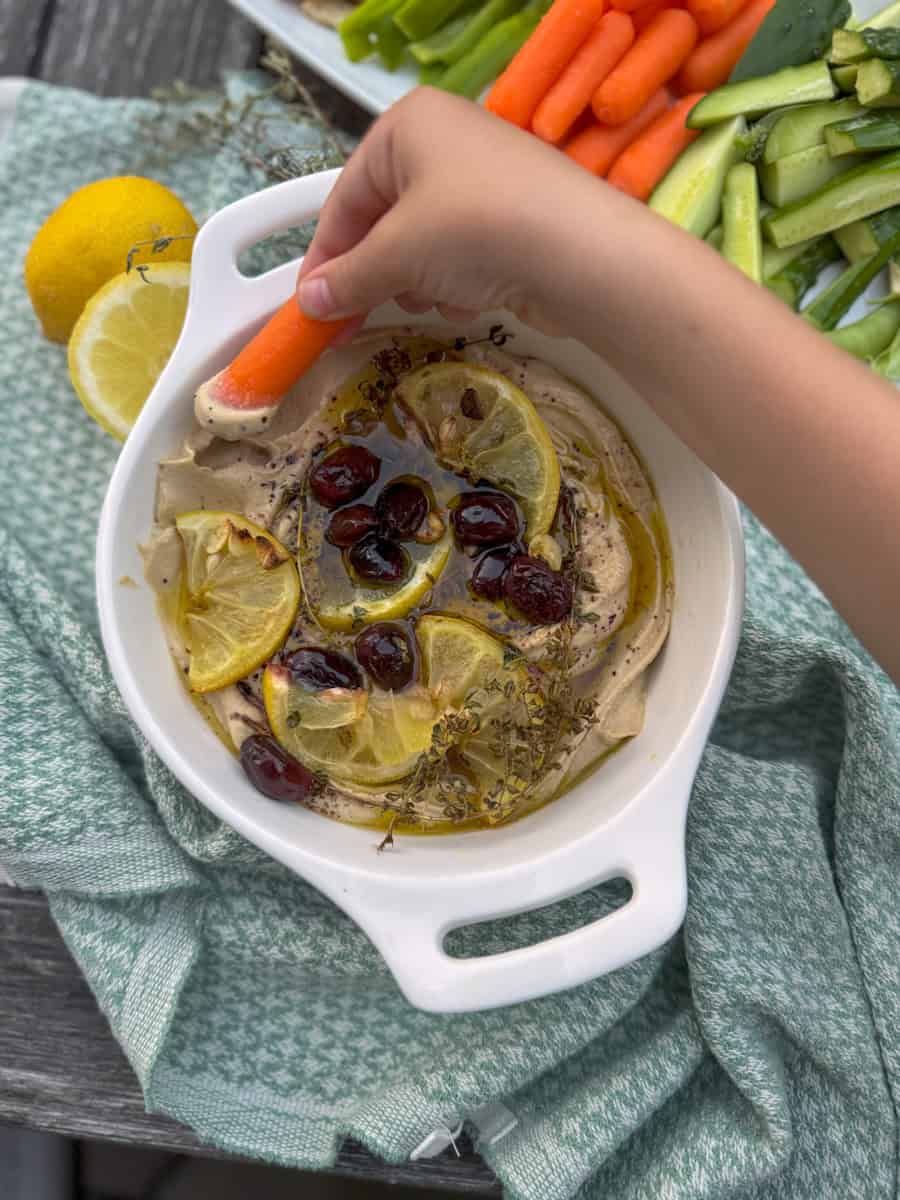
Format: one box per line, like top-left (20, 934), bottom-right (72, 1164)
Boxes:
top-left (330, 315), bottom-right (367, 346)
top-left (298, 119), bottom-right (397, 281)
top-left (396, 292), bottom-right (435, 314)
top-left (298, 203), bottom-right (421, 318)
top-left (437, 303), bottom-right (481, 322)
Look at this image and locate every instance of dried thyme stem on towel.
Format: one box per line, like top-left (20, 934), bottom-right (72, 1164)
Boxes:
top-left (139, 42), bottom-right (349, 183)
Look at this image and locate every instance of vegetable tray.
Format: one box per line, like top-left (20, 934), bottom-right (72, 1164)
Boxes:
top-left (227, 0), bottom-right (418, 113)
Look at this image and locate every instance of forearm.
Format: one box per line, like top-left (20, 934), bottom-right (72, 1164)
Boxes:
top-left (532, 185), bottom-right (900, 681)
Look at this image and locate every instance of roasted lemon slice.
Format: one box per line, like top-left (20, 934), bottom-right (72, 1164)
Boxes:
top-left (264, 666), bottom-right (437, 787)
top-left (419, 615), bottom-right (541, 816)
top-left (175, 511), bottom-right (299, 694)
top-left (416, 613), bottom-right (507, 707)
top-left (264, 615), bottom-right (534, 795)
top-left (396, 363), bottom-right (561, 539)
top-left (298, 516), bottom-right (452, 631)
top-left (280, 685), bottom-right (368, 731)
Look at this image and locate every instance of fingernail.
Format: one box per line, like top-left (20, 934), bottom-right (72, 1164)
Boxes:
top-left (297, 275), bottom-right (335, 318)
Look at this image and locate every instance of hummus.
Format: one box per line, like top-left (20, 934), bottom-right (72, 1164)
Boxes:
top-left (144, 326), bottom-right (673, 831)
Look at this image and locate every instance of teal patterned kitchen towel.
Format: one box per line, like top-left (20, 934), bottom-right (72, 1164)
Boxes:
top-left (0, 76), bottom-right (898, 1200)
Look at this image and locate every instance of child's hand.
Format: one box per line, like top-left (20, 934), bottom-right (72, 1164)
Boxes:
top-left (297, 88), bottom-right (624, 336)
top-left (297, 88), bottom-right (900, 683)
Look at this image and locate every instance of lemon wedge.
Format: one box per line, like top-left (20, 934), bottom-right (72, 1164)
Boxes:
top-left (175, 511), bottom-right (299, 694)
top-left (396, 363), bottom-right (561, 539)
top-left (68, 263), bottom-right (190, 439)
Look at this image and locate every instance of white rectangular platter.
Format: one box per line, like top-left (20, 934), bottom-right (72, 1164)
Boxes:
top-left (228, 0), bottom-right (415, 114)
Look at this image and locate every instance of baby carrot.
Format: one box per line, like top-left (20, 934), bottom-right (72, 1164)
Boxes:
top-left (532, 12), bottom-right (635, 144)
top-left (564, 88), bottom-right (670, 174)
top-left (675, 0), bottom-right (775, 93)
top-left (606, 92), bottom-right (704, 199)
top-left (203, 299), bottom-right (354, 411)
top-left (632, 0), bottom-right (679, 33)
top-left (593, 9), bottom-right (698, 125)
top-left (631, 0), bottom-right (672, 28)
top-left (485, 0), bottom-right (607, 129)
top-left (685, 0), bottom-right (749, 34)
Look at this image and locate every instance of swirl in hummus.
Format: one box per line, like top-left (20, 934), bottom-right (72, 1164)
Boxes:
top-left (144, 327), bottom-right (673, 832)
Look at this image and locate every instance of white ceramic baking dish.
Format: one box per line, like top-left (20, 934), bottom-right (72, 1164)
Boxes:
top-left (96, 170), bottom-right (744, 1013)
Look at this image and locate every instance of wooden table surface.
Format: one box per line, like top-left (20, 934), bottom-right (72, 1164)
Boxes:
top-left (0, 1), bottom-right (499, 1192)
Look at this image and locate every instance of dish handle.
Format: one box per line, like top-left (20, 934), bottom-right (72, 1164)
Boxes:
top-left (352, 754), bottom-right (696, 1014)
top-left (187, 169), bottom-right (342, 319)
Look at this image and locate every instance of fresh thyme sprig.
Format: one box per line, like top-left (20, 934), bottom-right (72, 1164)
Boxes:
top-left (378, 486), bottom-right (598, 829)
top-left (125, 234), bottom-right (197, 283)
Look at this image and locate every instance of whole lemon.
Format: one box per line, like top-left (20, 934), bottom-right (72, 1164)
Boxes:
top-left (24, 176), bottom-right (197, 343)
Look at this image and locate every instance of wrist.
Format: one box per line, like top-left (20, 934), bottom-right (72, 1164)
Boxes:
top-left (512, 173), bottom-right (658, 352)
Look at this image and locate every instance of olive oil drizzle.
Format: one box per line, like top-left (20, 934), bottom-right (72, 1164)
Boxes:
top-left (164, 333), bottom-right (672, 834)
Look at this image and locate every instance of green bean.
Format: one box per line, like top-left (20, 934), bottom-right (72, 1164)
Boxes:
top-left (438, 5), bottom-right (541, 98)
top-left (411, 0), bottom-right (524, 67)
top-left (395, 0), bottom-right (471, 41)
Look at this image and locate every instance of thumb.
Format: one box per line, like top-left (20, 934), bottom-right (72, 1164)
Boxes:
top-left (297, 206), bottom-right (419, 320)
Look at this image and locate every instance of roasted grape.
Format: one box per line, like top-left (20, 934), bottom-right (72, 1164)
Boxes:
top-left (284, 646), bottom-right (363, 691)
top-left (309, 445), bottom-right (380, 508)
top-left (377, 479), bottom-right (429, 541)
top-left (503, 555), bottom-right (573, 625)
top-left (240, 734), bottom-right (316, 804)
top-left (348, 535), bottom-right (410, 586)
top-left (326, 503), bottom-right (377, 548)
top-left (355, 622), bottom-right (416, 690)
top-left (451, 492), bottom-right (520, 546)
top-left (470, 546), bottom-right (515, 601)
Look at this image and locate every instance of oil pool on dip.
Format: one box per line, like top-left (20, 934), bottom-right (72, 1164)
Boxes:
top-left (143, 328), bottom-right (673, 834)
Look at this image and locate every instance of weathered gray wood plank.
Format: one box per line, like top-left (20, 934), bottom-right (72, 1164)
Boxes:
top-left (0, 887), bottom-right (501, 1195)
top-left (0, 0), bottom-right (53, 76)
top-left (35, 0), bottom-right (262, 97)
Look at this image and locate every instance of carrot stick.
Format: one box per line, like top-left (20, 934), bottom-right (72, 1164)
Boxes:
top-left (609, 0), bottom-right (656, 12)
top-left (685, 0), bottom-right (749, 34)
top-left (567, 103), bottom-right (601, 141)
top-left (632, 0), bottom-right (679, 32)
top-left (564, 88), bottom-right (670, 174)
top-left (202, 299), bottom-right (354, 411)
top-left (630, 0), bottom-right (672, 27)
top-left (485, 0), bottom-right (607, 129)
top-left (606, 92), bottom-right (704, 199)
top-left (532, 12), bottom-right (635, 144)
top-left (674, 0), bottom-right (774, 92)
top-left (592, 9), bottom-right (698, 125)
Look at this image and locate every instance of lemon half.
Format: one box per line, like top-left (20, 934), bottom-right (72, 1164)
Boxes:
top-left (396, 363), bottom-right (561, 539)
top-left (68, 263), bottom-right (190, 439)
top-left (26, 175), bottom-right (195, 343)
top-left (175, 511), bottom-right (299, 694)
